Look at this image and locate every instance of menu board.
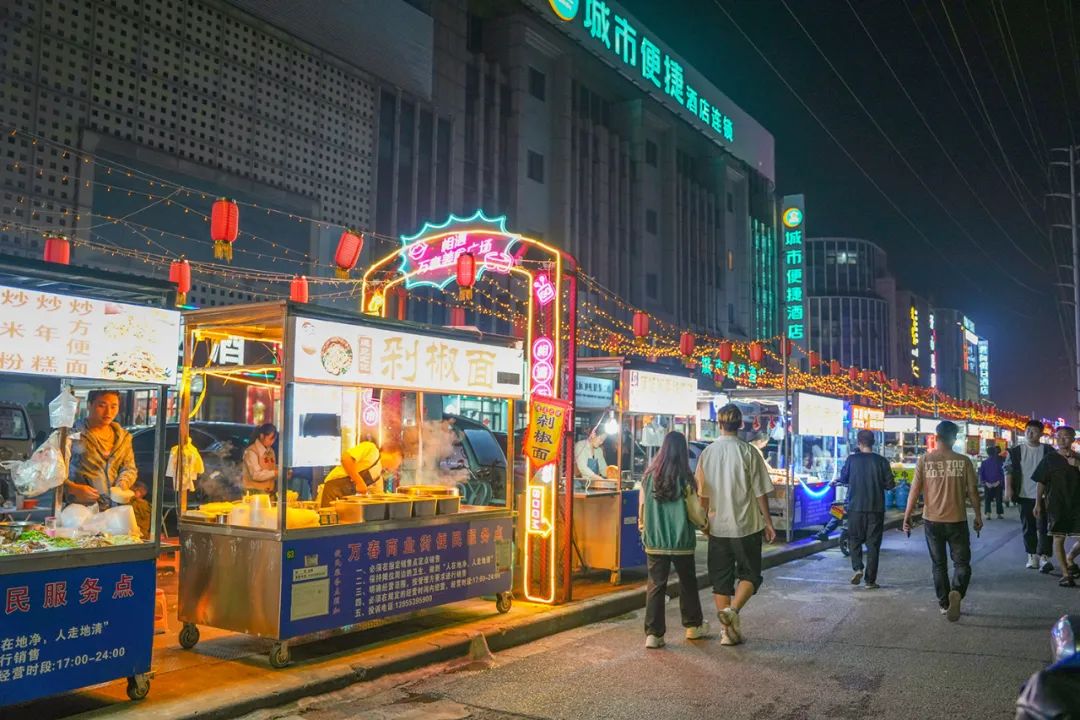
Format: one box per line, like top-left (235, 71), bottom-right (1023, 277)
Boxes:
top-left (623, 370), bottom-right (697, 416)
top-left (794, 392), bottom-right (845, 437)
top-left (0, 284), bottom-right (179, 385)
top-left (850, 405), bottom-right (885, 431)
top-left (290, 317), bottom-right (525, 398)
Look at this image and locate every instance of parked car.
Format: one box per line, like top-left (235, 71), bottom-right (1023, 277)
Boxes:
top-left (442, 415), bottom-right (509, 507)
top-left (128, 422), bottom-right (257, 508)
top-left (0, 402), bottom-right (34, 505)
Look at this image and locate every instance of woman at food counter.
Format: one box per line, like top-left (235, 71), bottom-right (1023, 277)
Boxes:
top-left (67, 389), bottom-right (137, 508)
top-left (319, 439), bottom-right (404, 506)
top-left (242, 423), bottom-right (279, 493)
top-left (574, 429), bottom-right (609, 484)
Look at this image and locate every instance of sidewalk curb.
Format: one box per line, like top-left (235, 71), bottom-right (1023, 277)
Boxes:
top-left (77, 514), bottom-right (913, 720)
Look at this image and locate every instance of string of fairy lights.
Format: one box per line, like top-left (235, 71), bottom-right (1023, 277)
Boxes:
top-left (1, 124), bottom-right (1027, 430)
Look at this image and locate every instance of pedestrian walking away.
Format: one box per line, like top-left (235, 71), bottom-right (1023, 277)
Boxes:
top-left (1032, 426), bottom-right (1080, 588)
top-left (1005, 419), bottom-right (1054, 572)
top-left (903, 420), bottom-right (984, 621)
top-left (638, 431), bottom-right (708, 649)
top-left (695, 403), bottom-right (777, 646)
top-left (835, 429), bottom-right (895, 589)
top-left (979, 440), bottom-right (1006, 520)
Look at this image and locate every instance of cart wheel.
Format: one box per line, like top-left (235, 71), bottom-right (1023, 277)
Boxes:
top-left (269, 642), bottom-right (291, 669)
top-left (179, 623), bottom-right (200, 649)
top-left (495, 592), bottom-right (512, 614)
top-left (126, 674), bottom-right (150, 701)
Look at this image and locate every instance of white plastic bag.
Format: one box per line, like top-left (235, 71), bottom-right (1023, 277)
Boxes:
top-left (0, 430), bottom-right (70, 496)
top-left (79, 505), bottom-right (136, 536)
top-left (49, 390), bottom-right (78, 429)
top-left (60, 502), bottom-right (95, 529)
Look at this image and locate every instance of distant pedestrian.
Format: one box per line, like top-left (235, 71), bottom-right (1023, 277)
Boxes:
top-left (978, 441), bottom-right (1006, 520)
top-left (695, 404), bottom-right (777, 646)
top-left (1005, 420), bottom-right (1054, 572)
top-left (1033, 426), bottom-right (1080, 588)
top-left (639, 431), bottom-right (708, 649)
top-left (836, 429), bottom-right (895, 589)
top-left (903, 421), bottom-right (983, 621)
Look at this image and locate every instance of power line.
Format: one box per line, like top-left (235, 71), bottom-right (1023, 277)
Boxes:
top-left (708, 0), bottom-right (1036, 318)
top-left (990, 0), bottom-right (1050, 163)
top-left (779, 0), bottom-right (1044, 287)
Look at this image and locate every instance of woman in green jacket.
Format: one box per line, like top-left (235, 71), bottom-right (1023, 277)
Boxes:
top-left (639, 431), bottom-right (708, 648)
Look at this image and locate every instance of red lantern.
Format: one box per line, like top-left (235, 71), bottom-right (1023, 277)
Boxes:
top-left (43, 235), bottom-right (70, 265)
top-left (861, 369), bottom-right (873, 385)
top-left (848, 367), bottom-right (859, 383)
top-left (808, 351), bottom-right (820, 369)
top-left (289, 275), bottom-right (309, 303)
top-left (210, 198), bottom-right (239, 262)
top-left (449, 306), bottom-right (466, 327)
top-left (830, 359), bottom-right (842, 376)
top-left (512, 315), bottom-right (527, 339)
top-left (632, 311), bottom-right (649, 341)
top-left (334, 230), bottom-right (363, 279)
top-left (456, 253), bottom-right (476, 301)
top-left (679, 331), bottom-right (695, 357)
top-left (749, 342), bottom-right (764, 364)
top-left (718, 340), bottom-right (733, 363)
top-left (782, 339), bottom-right (794, 357)
top-left (889, 379), bottom-right (900, 392)
top-left (168, 258), bottom-right (191, 306)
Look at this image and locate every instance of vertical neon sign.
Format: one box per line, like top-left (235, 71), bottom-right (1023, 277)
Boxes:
top-left (780, 194), bottom-right (806, 343)
top-left (929, 312), bottom-right (937, 388)
top-left (910, 303), bottom-right (920, 380)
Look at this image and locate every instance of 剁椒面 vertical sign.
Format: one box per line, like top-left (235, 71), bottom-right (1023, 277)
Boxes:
top-left (781, 194), bottom-right (806, 343)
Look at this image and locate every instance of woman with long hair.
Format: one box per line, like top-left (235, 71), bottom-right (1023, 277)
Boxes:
top-left (638, 430), bottom-right (708, 648)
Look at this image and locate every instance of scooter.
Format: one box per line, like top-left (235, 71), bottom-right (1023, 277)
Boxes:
top-left (1015, 614), bottom-right (1080, 719)
top-left (815, 501), bottom-right (849, 557)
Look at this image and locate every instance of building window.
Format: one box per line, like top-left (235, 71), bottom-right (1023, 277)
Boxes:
top-left (646, 273), bottom-right (658, 299)
top-left (727, 192), bottom-right (734, 212)
top-left (527, 150), bottom-right (544, 183)
top-left (645, 140), bottom-right (658, 167)
top-left (646, 209), bottom-right (658, 234)
top-left (528, 67), bottom-right (546, 101)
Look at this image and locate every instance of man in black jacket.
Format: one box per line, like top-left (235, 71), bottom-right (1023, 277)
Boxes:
top-left (1005, 419), bottom-right (1054, 572)
top-left (836, 430), bottom-right (896, 589)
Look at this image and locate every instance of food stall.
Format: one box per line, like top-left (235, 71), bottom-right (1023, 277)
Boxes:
top-left (0, 256), bottom-right (178, 705)
top-left (175, 302), bottom-right (522, 666)
top-left (571, 358), bottom-right (697, 583)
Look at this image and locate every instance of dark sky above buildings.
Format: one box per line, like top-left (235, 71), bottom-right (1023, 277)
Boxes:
top-left (622, 0), bottom-right (1079, 420)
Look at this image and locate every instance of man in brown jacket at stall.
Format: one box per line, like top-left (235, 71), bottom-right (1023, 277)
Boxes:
top-left (903, 420), bottom-right (983, 622)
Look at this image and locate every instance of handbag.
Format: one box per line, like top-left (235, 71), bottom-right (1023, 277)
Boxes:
top-left (684, 480), bottom-right (709, 530)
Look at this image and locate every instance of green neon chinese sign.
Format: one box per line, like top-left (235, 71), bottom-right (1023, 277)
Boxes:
top-left (781, 194), bottom-right (805, 342)
top-left (575, 0), bottom-right (734, 144)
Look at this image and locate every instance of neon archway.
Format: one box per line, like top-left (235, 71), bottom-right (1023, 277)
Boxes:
top-left (362, 212), bottom-right (578, 604)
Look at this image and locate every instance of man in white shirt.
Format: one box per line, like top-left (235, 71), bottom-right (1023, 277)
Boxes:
top-left (695, 404), bottom-right (776, 646)
top-left (1005, 419), bottom-right (1053, 571)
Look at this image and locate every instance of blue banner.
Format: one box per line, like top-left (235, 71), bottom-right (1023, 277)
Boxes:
top-left (793, 484), bottom-right (836, 529)
top-left (279, 517), bottom-right (513, 639)
top-left (0, 559), bottom-right (154, 706)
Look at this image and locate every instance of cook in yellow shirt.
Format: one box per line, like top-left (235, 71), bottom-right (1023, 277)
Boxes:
top-left (319, 440), bottom-right (404, 507)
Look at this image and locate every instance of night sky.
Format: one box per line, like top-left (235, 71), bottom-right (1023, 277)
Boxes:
top-left (620, 0), bottom-right (1078, 421)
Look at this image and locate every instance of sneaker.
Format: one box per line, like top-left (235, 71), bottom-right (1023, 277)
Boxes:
top-left (1059, 576), bottom-right (1076, 588)
top-left (865, 582), bottom-right (880, 590)
top-left (717, 607), bottom-right (742, 644)
top-left (685, 621), bottom-right (710, 640)
top-left (815, 532), bottom-right (829, 542)
top-left (1026, 554), bottom-right (1039, 569)
top-left (645, 634), bottom-right (665, 649)
top-left (851, 570), bottom-right (864, 585)
top-left (946, 590), bottom-right (962, 621)
top-left (939, 606), bottom-right (948, 615)
top-left (1068, 562), bottom-right (1080, 578)
top-left (998, 514), bottom-right (1005, 519)
top-left (1041, 557), bottom-right (1055, 574)
top-left (719, 628), bottom-right (737, 646)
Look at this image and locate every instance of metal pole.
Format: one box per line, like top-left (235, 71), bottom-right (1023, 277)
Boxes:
top-left (1071, 145), bottom-right (1080, 427)
top-left (782, 333), bottom-right (792, 544)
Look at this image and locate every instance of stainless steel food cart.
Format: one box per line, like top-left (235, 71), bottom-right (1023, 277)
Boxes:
top-left (175, 302), bottom-right (523, 666)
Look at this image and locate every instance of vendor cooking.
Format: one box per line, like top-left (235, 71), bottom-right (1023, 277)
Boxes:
top-left (242, 423), bottom-right (279, 493)
top-left (574, 428), bottom-right (609, 484)
top-left (319, 438), bottom-right (404, 507)
top-left (66, 389), bottom-right (137, 508)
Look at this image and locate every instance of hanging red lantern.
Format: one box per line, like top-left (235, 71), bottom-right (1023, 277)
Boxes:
top-left (210, 198), bottom-right (239, 262)
top-left (679, 332), bottom-right (695, 357)
top-left (808, 351), bottom-right (820, 369)
top-left (748, 341), bottom-right (764, 364)
top-left (511, 315), bottom-right (527, 339)
top-left (334, 229), bottom-right (364, 279)
top-left (861, 369), bottom-right (873, 385)
top-left (456, 252), bottom-right (476, 301)
top-left (168, 258), bottom-right (191, 306)
top-left (449, 306), bottom-right (466, 327)
top-left (830, 359), bottom-right (842, 376)
top-left (718, 340), bottom-right (733, 363)
top-left (889, 379), bottom-right (900, 392)
top-left (43, 235), bottom-right (70, 265)
top-left (848, 367), bottom-right (859, 383)
top-left (289, 275), bottom-right (309, 303)
top-left (632, 311), bottom-right (649, 341)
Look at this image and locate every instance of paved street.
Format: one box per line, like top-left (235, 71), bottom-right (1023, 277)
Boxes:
top-left (238, 512), bottom-right (1068, 720)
